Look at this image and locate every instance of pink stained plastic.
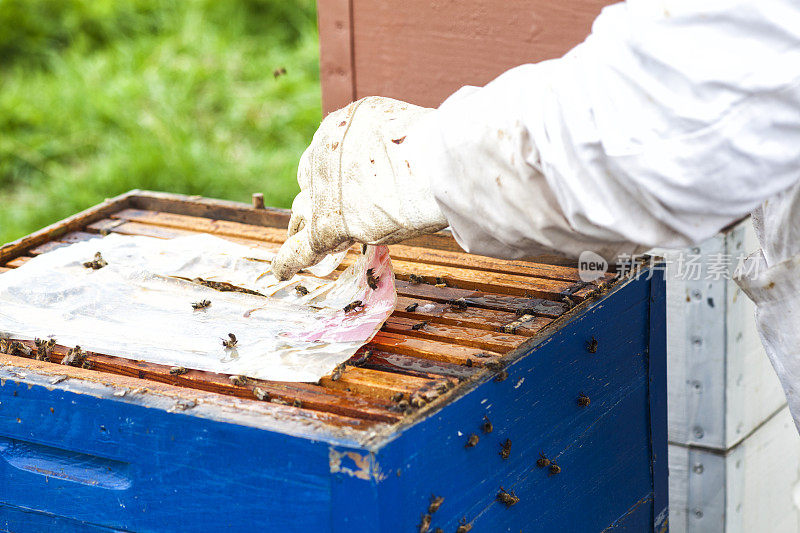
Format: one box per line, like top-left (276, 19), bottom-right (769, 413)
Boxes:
top-left (297, 246), bottom-right (395, 343)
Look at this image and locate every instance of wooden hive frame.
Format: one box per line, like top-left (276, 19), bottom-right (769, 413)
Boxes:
top-left (0, 190), bottom-right (618, 442)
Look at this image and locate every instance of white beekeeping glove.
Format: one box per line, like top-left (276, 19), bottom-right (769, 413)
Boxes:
top-left (272, 97), bottom-right (448, 280)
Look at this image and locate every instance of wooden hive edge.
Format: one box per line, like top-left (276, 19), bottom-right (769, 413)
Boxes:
top-left (0, 354), bottom-right (385, 446)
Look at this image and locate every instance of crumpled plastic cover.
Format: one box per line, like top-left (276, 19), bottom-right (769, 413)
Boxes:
top-left (0, 233), bottom-right (396, 382)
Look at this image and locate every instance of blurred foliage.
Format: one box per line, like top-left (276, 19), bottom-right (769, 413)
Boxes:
top-left (0, 0), bottom-right (320, 243)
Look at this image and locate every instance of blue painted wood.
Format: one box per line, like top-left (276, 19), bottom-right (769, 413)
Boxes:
top-left (648, 267), bottom-right (669, 533)
top-left (0, 382), bottom-right (336, 531)
top-left (0, 272), bottom-right (667, 532)
top-left (366, 272), bottom-right (657, 532)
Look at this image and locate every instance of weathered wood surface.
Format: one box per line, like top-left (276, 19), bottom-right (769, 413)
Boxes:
top-left (318, 0), bottom-right (615, 112)
top-left (0, 190), bottom-right (615, 434)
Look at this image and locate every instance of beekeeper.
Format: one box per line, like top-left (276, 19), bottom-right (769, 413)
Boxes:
top-left (272, 1), bottom-right (800, 429)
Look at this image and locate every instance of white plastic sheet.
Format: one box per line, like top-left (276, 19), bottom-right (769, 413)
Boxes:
top-left (0, 234), bottom-right (396, 382)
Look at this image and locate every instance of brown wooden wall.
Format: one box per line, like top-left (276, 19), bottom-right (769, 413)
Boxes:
top-left (317, 0), bottom-right (616, 114)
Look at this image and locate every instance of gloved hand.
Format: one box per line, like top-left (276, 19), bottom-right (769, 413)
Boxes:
top-left (271, 97), bottom-right (448, 280)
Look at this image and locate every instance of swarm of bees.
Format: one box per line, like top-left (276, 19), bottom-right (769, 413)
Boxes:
top-left (499, 438), bottom-right (512, 460)
top-left (366, 268), bottom-right (380, 290)
top-left (192, 300), bottom-right (211, 310)
top-left (222, 333), bottom-right (238, 349)
top-left (496, 487), bottom-right (520, 507)
top-left (343, 300), bottom-right (364, 313)
top-left (83, 252), bottom-right (108, 270)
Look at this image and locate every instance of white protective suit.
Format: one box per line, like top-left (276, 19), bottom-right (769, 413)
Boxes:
top-left (273, 0), bottom-right (800, 430)
top-left (407, 0), bottom-right (800, 430)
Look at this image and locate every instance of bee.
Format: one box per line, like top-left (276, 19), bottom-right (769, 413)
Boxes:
top-left (481, 415), bottom-right (493, 434)
top-left (434, 276), bottom-right (447, 288)
top-left (586, 336), bottom-right (598, 353)
top-left (192, 300), bottom-right (211, 310)
top-left (61, 346), bottom-right (85, 367)
top-left (392, 136), bottom-right (407, 145)
top-left (456, 518), bottom-right (473, 533)
top-left (362, 244), bottom-right (368, 255)
top-left (418, 513), bottom-right (431, 533)
top-left (562, 295), bottom-right (575, 309)
top-left (366, 268), bottom-right (380, 290)
top-left (292, 399), bottom-right (303, 408)
top-left (496, 487), bottom-right (520, 507)
top-left (405, 302), bottom-right (419, 312)
top-left (271, 398), bottom-right (289, 405)
top-left (330, 362), bottom-right (346, 382)
top-left (253, 386), bottom-right (270, 401)
top-left (229, 375), bottom-right (248, 386)
top-left (410, 394), bottom-right (426, 408)
top-left (464, 358), bottom-right (473, 367)
top-left (411, 321), bottom-right (428, 331)
top-left (391, 392), bottom-right (404, 402)
top-left (273, 67), bottom-right (287, 78)
top-left (349, 350), bottom-right (370, 367)
top-left (549, 463), bottom-right (561, 476)
top-left (83, 252), bottom-right (108, 270)
top-left (448, 298), bottom-right (468, 310)
top-left (494, 370), bottom-right (509, 382)
top-left (34, 338), bottom-right (50, 361)
top-left (433, 529), bottom-right (443, 533)
top-left (464, 434), bottom-right (479, 448)
top-left (397, 399), bottom-right (410, 410)
top-left (499, 438), bottom-right (512, 460)
top-left (577, 393), bottom-right (591, 407)
top-left (295, 285), bottom-right (309, 296)
top-left (343, 300), bottom-right (364, 313)
top-left (536, 452), bottom-right (550, 468)
top-left (35, 338), bottom-right (56, 362)
top-left (170, 366), bottom-right (189, 375)
top-left (428, 495), bottom-right (444, 514)
top-left (6, 340), bottom-right (31, 357)
top-left (222, 333), bottom-right (238, 348)
top-left (408, 274), bottom-right (424, 284)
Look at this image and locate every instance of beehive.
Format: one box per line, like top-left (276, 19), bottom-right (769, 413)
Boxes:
top-left (0, 191), bottom-right (666, 531)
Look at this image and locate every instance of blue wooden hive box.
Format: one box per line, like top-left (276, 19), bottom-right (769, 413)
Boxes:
top-left (0, 191), bottom-right (667, 532)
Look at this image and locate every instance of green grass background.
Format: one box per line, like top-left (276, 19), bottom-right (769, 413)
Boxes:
top-left (0, 0), bottom-right (320, 243)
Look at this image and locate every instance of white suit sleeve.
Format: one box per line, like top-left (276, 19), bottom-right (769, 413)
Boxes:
top-left (406, 0), bottom-right (800, 261)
